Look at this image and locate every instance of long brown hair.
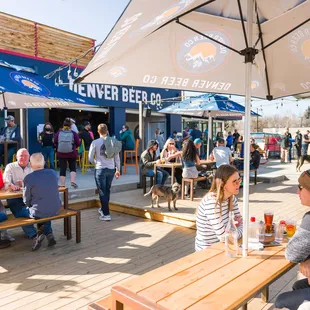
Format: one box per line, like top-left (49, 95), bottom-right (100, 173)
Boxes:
top-left (209, 165), bottom-right (239, 215)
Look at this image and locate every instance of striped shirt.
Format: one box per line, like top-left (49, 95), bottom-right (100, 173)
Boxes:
top-left (195, 193), bottom-right (243, 251)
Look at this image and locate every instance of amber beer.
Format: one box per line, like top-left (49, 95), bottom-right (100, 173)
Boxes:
top-left (264, 212), bottom-right (274, 234)
top-left (286, 219), bottom-right (297, 238)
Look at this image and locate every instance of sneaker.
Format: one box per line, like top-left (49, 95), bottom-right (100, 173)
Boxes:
top-left (46, 233), bottom-right (56, 247)
top-left (98, 208), bottom-right (104, 217)
top-left (99, 215), bottom-right (112, 221)
top-left (0, 239), bottom-right (10, 249)
top-left (1, 230), bottom-right (15, 241)
top-left (32, 234), bottom-right (45, 251)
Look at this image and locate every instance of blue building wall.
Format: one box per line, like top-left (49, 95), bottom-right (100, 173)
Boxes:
top-left (0, 52), bottom-right (182, 153)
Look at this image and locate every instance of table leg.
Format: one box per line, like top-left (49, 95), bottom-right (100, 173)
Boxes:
top-left (154, 164), bottom-right (157, 185)
top-left (261, 286), bottom-right (269, 303)
top-left (171, 166), bottom-right (175, 186)
top-left (4, 143), bottom-right (8, 166)
top-left (63, 188), bottom-right (69, 236)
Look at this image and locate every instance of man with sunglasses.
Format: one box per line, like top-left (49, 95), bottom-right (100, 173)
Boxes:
top-left (275, 170), bottom-right (310, 310)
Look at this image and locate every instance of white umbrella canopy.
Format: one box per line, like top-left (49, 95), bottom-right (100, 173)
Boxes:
top-left (78, 0), bottom-right (310, 100)
top-left (77, 0), bottom-right (310, 257)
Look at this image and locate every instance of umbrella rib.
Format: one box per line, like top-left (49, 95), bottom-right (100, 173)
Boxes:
top-left (263, 17), bottom-right (310, 50)
top-left (237, 0), bottom-right (249, 48)
top-left (176, 20), bottom-right (242, 55)
top-left (256, 11), bottom-right (272, 101)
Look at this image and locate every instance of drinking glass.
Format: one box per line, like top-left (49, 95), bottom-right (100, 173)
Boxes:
top-left (286, 219), bottom-right (297, 238)
top-left (264, 211), bottom-right (274, 234)
top-left (275, 222), bottom-right (285, 242)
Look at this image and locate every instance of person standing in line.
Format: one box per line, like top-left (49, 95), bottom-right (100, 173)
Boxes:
top-left (226, 131), bottom-right (233, 149)
top-left (119, 125), bottom-right (135, 165)
top-left (0, 115), bottom-right (21, 165)
top-left (70, 118), bottom-right (79, 134)
top-left (233, 129), bottom-right (240, 151)
top-left (295, 130), bottom-right (303, 159)
top-left (285, 127), bottom-right (293, 163)
top-left (155, 128), bottom-right (165, 152)
top-left (302, 130), bottom-right (310, 156)
top-left (280, 130), bottom-right (290, 163)
top-left (79, 121), bottom-right (94, 151)
top-left (54, 118), bottom-right (80, 188)
top-left (23, 153), bottom-right (61, 251)
top-left (191, 125), bottom-right (202, 141)
top-left (38, 122), bottom-right (55, 169)
top-left (89, 124), bottom-right (120, 221)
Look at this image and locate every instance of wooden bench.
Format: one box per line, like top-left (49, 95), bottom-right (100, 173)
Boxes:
top-left (93, 243), bottom-right (295, 310)
top-left (0, 209), bottom-right (81, 243)
top-left (181, 176), bottom-right (207, 201)
top-left (239, 169), bottom-right (258, 185)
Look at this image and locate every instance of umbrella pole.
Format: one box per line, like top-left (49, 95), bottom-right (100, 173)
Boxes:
top-left (207, 115), bottom-right (212, 156)
top-left (242, 0), bottom-right (254, 258)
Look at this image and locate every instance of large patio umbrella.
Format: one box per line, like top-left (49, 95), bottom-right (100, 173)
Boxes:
top-left (0, 62), bottom-right (96, 110)
top-left (77, 0), bottom-right (310, 256)
top-left (159, 93), bottom-right (260, 154)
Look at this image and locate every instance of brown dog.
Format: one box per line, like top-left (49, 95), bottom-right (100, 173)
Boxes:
top-left (296, 155), bottom-right (310, 172)
top-left (144, 182), bottom-right (181, 211)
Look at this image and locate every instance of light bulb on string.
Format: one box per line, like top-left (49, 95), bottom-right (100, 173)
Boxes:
top-left (67, 65), bottom-right (72, 80)
top-left (54, 78), bottom-right (59, 87)
top-left (58, 73), bottom-right (63, 85)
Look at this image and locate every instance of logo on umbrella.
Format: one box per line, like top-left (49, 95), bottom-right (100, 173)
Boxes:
top-left (10, 72), bottom-right (51, 96)
top-left (289, 27), bottom-right (310, 63)
top-left (140, 0), bottom-right (195, 31)
top-left (109, 66), bottom-right (127, 78)
top-left (176, 30), bottom-right (231, 74)
top-left (251, 80), bottom-right (259, 90)
top-left (274, 82), bottom-right (287, 92)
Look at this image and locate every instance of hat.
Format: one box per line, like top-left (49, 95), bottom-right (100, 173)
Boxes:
top-left (5, 115), bottom-right (14, 121)
top-left (147, 140), bottom-right (158, 149)
top-left (296, 130), bottom-right (300, 134)
top-left (70, 118), bottom-right (76, 124)
top-left (194, 138), bottom-right (202, 144)
top-left (83, 121), bottom-right (90, 126)
top-left (298, 170), bottom-right (310, 192)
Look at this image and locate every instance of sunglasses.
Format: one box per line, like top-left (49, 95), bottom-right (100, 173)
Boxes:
top-left (233, 177), bottom-right (242, 185)
top-left (169, 143), bottom-right (175, 145)
top-left (298, 184), bottom-right (303, 191)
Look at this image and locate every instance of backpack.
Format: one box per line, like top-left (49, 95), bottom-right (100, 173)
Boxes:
top-left (57, 130), bottom-right (74, 153)
top-left (102, 136), bottom-right (122, 159)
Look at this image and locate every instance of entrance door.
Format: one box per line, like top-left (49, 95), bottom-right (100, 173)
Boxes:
top-left (147, 121), bottom-right (166, 143)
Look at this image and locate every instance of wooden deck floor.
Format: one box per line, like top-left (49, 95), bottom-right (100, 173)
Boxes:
top-left (0, 176), bottom-right (306, 309)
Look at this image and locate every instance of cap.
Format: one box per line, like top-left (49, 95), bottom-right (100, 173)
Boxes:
top-left (194, 138), bottom-right (202, 144)
top-left (70, 118), bottom-right (76, 124)
top-left (296, 130), bottom-right (300, 134)
top-left (147, 140), bottom-right (158, 149)
top-left (5, 115), bottom-right (14, 121)
top-left (298, 170), bottom-right (310, 192)
top-left (83, 121), bottom-right (90, 126)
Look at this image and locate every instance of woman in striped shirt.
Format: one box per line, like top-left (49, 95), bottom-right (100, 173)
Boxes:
top-left (195, 165), bottom-right (243, 251)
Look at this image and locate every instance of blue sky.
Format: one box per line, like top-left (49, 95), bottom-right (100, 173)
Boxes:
top-left (1, 0), bottom-right (309, 117)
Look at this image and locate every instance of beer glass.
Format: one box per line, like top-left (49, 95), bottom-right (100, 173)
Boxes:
top-left (286, 219), bottom-right (297, 238)
top-left (264, 211), bottom-right (274, 234)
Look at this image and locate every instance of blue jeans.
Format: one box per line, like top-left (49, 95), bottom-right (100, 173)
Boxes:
top-left (7, 198), bottom-right (37, 238)
top-left (0, 144), bottom-right (16, 165)
top-left (95, 168), bottom-right (115, 216)
top-left (302, 144), bottom-right (309, 156)
top-left (0, 212), bottom-right (8, 222)
top-left (42, 146), bottom-right (55, 169)
top-left (35, 220), bottom-right (52, 235)
top-left (146, 168), bottom-right (169, 185)
top-left (275, 278), bottom-right (310, 310)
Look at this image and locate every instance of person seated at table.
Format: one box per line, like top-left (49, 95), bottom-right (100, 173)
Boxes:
top-left (0, 115), bottom-right (21, 165)
top-left (210, 139), bottom-right (233, 168)
top-left (182, 139), bottom-right (200, 197)
top-left (141, 140), bottom-right (169, 185)
top-left (38, 122), bottom-right (55, 169)
top-left (195, 164), bottom-right (243, 251)
top-left (3, 148), bottom-right (37, 239)
top-left (235, 143), bottom-right (260, 171)
top-left (23, 153), bottom-right (61, 251)
top-left (160, 138), bottom-right (182, 184)
top-left (274, 170), bottom-right (310, 310)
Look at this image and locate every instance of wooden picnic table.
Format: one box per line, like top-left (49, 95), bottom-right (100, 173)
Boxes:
top-left (0, 186), bottom-right (69, 235)
top-left (108, 242), bottom-right (295, 310)
top-left (0, 140), bottom-right (18, 166)
top-left (154, 159), bottom-right (215, 186)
